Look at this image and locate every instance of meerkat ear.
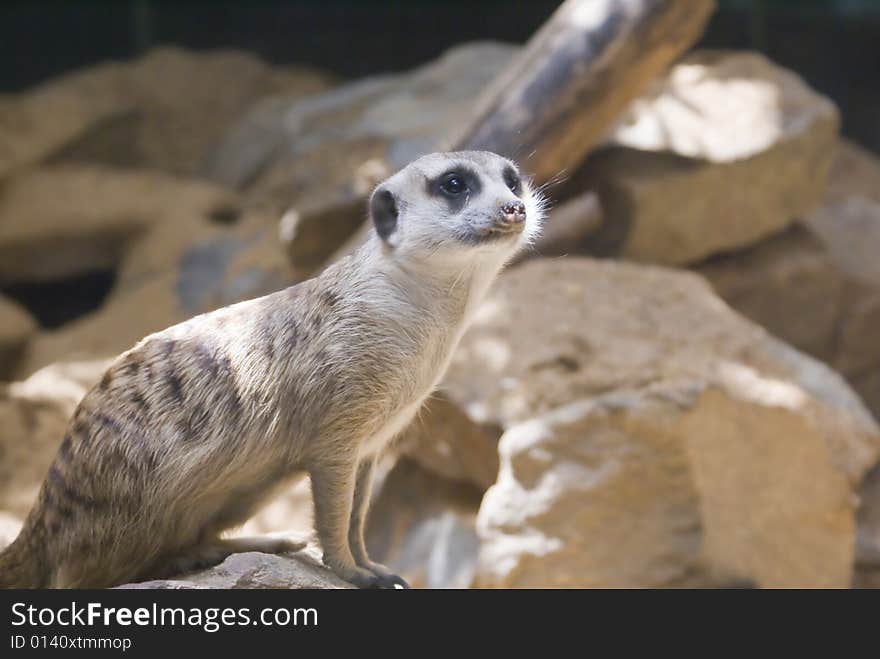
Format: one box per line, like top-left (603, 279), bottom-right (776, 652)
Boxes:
top-left (370, 187), bottom-right (400, 246)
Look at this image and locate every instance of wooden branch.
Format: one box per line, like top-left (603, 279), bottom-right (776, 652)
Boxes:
top-left (443, 0), bottom-right (716, 183)
top-left (305, 0), bottom-right (715, 279)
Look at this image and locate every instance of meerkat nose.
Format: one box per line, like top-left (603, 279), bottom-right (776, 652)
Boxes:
top-left (499, 200), bottom-right (527, 225)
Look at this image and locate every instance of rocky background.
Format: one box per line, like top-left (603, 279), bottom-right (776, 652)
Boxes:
top-left (2, 3), bottom-right (880, 588)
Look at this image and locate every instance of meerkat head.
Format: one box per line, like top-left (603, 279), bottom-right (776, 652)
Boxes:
top-left (369, 151), bottom-right (545, 268)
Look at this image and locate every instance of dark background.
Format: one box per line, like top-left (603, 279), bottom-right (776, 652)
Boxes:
top-left (2, 0), bottom-right (879, 151)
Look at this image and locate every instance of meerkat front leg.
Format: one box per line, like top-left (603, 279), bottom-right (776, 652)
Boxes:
top-left (349, 458), bottom-right (410, 589)
top-left (310, 457), bottom-right (403, 589)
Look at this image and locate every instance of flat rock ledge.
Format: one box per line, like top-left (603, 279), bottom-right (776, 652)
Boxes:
top-left (118, 549), bottom-right (354, 589)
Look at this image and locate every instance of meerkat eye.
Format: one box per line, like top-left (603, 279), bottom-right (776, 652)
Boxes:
top-left (503, 167), bottom-right (522, 196)
top-left (439, 173), bottom-right (467, 196)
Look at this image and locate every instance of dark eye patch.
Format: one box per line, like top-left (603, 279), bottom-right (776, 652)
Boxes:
top-left (503, 166), bottom-right (522, 196)
top-left (439, 173), bottom-right (467, 195)
top-left (426, 166), bottom-right (482, 213)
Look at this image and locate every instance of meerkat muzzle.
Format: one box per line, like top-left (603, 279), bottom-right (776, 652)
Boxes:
top-left (495, 200), bottom-right (527, 233)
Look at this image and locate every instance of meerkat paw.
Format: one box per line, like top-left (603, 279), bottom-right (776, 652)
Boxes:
top-left (362, 561), bottom-right (411, 589)
top-left (374, 571), bottom-right (410, 589)
top-left (340, 566), bottom-right (409, 589)
top-left (325, 560), bottom-right (409, 589)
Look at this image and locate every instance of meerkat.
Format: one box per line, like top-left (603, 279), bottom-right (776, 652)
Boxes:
top-left (0, 151), bottom-right (544, 589)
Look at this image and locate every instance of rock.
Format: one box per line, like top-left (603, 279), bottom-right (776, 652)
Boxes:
top-left (235, 476), bottom-right (314, 539)
top-left (365, 458), bottom-right (482, 589)
top-left (0, 165), bottom-right (238, 284)
top-left (0, 359), bottom-right (108, 517)
top-left (698, 142), bottom-right (880, 418)
top-left (276, 195), bottom-right (376, 282)
top-left (396, 393), bottom-right (501, 491)
top-left (114, 197), bottom-right (292, 310)
top-left (208, 42), bottom-right (514, 195)
top-left (476, 397), bottom-right (703, 588)
top-left (581, 50), bottom-right (839, 265)
top-left (0, 296), bottom-right (36, 378)
top-left (697, 226), bottom-right (844, 365)
top-left (0, 62), bottom-right (130, 179)
top-left (608, 50), bottom-right (838, 163)
top-left (204, 77), bottom-right (394, 194)
top-left (0, 163), bottom-right (293, 377)
top-left (86, 48), bottom-right (332, 177)
top-left (807, 197), bottom-right (880, 292)
top-left (0, 511), bottom-right (23, 548)
top-left (801, 198), bottom-right (880, 377)
top-left (695, 150), bottom-right (880, 590)
top-left (825, 139), bottom-right (880, 205)
top-left (206, 42), bottom-right (517, 278)
top-left (0, 47), bottom-right (332, 180)
top-left (516, 192), bottom-right (603, 262)
top-left (121, 550), bottom-right (353, 589)
top-left (853, 372), bottom-right (880, 425)
top-left (442, 258), bottom-right (879, 588)
top-left (14, 205), bottom-right (293, 378)
top-left (856, 463), bottom-right (880, 584)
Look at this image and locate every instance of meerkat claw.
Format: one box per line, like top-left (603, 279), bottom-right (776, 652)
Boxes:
top-left (362, 561), bottom-right (410, 588)
top-left (365, 573), bottom-right (411, 589)
top-left (386, 574), bottom-right (411, 589)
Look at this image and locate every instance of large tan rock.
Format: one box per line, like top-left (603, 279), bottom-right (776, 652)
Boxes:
top-left (583, 50), bottom-right (839, 265)
top-left (698, 141), bottom-right (880, 417)
top-left (396, 393), bottom-right (501, 491)
top-left (694, 143), bottom-right (880, 587)
top-left (14, 205), bottom-right (293, 378)
top-left (95, 48), bottom-right (332, 176)
top-left (0, 47), bottom-right (331, 180)
top-left (443, 259), bottom-right (879, 588)
top-left (698, 226), bottom-right (844, 364)
top-left (0, 63), bottom-right (129, 179)
top-left (0, 165), bottom-right (237, 283)
top-left (608, 51), bottom-right (838, 163)
top-left (0, 295), bottom-right (36, 378)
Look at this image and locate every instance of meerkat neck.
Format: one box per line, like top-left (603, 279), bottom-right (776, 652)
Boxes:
top-left (352, 236), bottom-right (505, 324)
